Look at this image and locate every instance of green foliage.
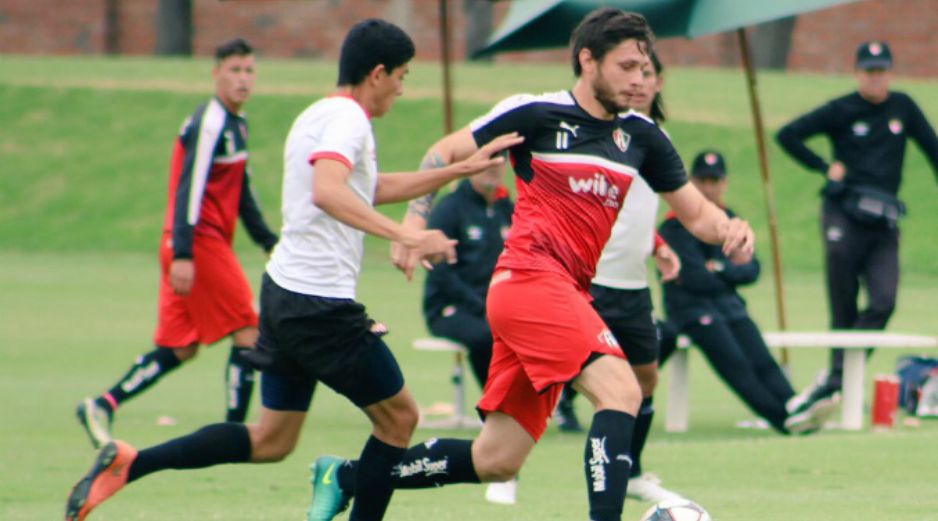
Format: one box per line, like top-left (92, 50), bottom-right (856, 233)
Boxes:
top-left (2, 56), bottom-right (937, 275)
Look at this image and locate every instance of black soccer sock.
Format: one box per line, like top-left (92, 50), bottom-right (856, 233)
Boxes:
top-left (103, 347), bottom-right (183, 408)
top-left (127, 422), bottom-right (252, 483)
top-left (629, 398), bottom-right (654, 478)
top-left (388, 438), bottom-right (479, 489)
top-left (225, 346), bottom-right (256, 422)
top-left (348, 436), bottom-right (406, 521)
top-left (337, 438), bottom-right (480, 494)
top-left (585, 410), bottom-right (635, 521)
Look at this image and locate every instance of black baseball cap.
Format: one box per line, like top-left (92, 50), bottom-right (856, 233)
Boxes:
top-left (691, 150), bottom-right (727, 179)
top-left (856, 40), bottom-right (893, 70)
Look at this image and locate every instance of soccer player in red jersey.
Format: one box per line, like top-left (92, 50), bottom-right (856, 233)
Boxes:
top-left (311, 9), bottom-right (753, 521)
top-left (75, 38), bottom-right (279, 448)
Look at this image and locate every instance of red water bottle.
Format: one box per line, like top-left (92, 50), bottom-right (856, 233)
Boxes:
top-left (871, 375), bottom-right (900, 429)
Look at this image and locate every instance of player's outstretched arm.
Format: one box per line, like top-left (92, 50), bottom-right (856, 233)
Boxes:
top-left (661, 183), bottom-right (754, 262)
top-left (373, 131), bottom-right (521, 205)
top-left (313, 158), bottom-right (459, 269)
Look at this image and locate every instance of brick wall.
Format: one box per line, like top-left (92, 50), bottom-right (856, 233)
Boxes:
top-left (1, 0), bottom-right (936, 77)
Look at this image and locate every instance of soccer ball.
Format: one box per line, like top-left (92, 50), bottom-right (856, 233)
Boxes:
top-left (639, 499), bottom-right (712, 521)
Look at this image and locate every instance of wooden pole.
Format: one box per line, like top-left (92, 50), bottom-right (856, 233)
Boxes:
top-left (439, 0), bottom-right (454, 134)
top-left (736, 28), bottom-right (790, 367)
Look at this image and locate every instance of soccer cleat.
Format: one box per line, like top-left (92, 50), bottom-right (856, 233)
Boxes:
top-left (786, 370), bottom-right (835, 415)
top-left (626, 473), bottom-right (685, 503)
top-left (307, 456), bottom-right (351, 521)
top-left (64, 440), bottom-right (137, 521)
top-left (785, 392), bottom-right (841, 434)
top-left (484, 478), bottom-right (518, 505)
top-left (76, 398), bottom-right (113, 449)
top-left (554, 397), bottom-right (584, 433)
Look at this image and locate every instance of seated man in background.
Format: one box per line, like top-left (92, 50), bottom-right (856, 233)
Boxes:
top-left (659, 150), bottom-right (839, 435)
top-left (423, 161), bottom-right (512, 392)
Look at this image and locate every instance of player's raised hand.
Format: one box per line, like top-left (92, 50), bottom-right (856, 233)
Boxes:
top-left (720, 217), bottom-right (754, 263)
top-left (458, 133), bottom-right (524, 176)
top-left (169, 259), bottom-right (195, 295)
top-left (397, 228), bottom-right (458, 280)
top-left (654, 243), bottom-right (681, 282)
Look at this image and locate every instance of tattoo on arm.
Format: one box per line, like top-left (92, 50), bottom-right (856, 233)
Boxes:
top-left (407, 151), bottom-right (448, 218)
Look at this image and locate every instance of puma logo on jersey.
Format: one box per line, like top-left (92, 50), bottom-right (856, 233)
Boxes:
top-left (556, 121), bottom-right (580, 149)
top-left (559, 121), bottom-right (580, 138)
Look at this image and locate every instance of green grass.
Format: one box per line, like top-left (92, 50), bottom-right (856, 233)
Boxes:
top-left (2, 56), bottom-right (938, 275)
top-left (3, 56), bottom-right (938, 520)
top-left (2, 251), bottom-right (938, 521)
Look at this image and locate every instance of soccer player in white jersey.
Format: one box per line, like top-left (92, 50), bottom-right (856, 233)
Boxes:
top-left (311, 9), bottom-right (753, 521)
top-left (64, 19), bottom-right (519, 521)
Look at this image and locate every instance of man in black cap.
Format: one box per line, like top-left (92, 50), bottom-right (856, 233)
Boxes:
top-left (777, 41), bottom-right (938, 412)
top-left (659, 150), bottom-right (830, 434)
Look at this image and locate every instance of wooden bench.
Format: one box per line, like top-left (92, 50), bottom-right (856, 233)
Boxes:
top-left (412, 337), bottom-right (482, 429)
top-left (665, 331), bottom-right (938, 432)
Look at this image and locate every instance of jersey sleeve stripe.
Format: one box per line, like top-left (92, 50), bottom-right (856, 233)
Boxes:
top-left (469, 91), bottom-right (572, 132)
top-left (186, 98), bottom-right (226, 225)
top-left (309, 151), bottom-right (353, 170)
top-left (531, 151), bottom-right (638, 177)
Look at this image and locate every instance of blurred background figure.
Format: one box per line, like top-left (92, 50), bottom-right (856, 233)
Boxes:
top-left (776, 41), bottom-right (938, 413)
top-left (423, 161), bottom-right (513, 392)
top-left (659, 150), bottom-right (837, 435)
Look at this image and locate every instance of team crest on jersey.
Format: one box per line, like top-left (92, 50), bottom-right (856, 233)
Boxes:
top-left (597, 328), bottom-right (620, 349)
top-left (889, 118), bottom-right (903, 134)
top-left (852, 121), bottom-right (869, 137)
top-left (467, 226), bottom-right (483, 241)
top-left (239, 122), bottom-right (248, 140)
top-left (612, 128), bottom-right (630, 152)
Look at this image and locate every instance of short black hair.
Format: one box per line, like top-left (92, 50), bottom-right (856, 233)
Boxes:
top-left (215, 38), bottom-right (253, 62)
top-left (570, 8), bottom-right (654, 77)
top-left (338, 19), bottom-right (415, 86)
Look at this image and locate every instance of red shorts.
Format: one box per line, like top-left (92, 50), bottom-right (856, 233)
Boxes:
top-left (153, 233), bottom-right (258, 348)
top-left (477, 269), bottom-right (625, 440)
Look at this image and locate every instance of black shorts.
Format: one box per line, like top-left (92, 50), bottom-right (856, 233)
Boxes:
top-left (589, 284), bottom-right (659, 365)
top-left (252, 274), bottom-right (404, 410)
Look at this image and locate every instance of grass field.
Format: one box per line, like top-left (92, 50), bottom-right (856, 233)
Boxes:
top-left (2, 56), bottom-right (938, 520)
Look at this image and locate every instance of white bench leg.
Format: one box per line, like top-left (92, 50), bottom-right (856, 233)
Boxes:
top-left (841, 350), bottom-right (866, 430)
top-left (666, 349), bottom-right (689, 433)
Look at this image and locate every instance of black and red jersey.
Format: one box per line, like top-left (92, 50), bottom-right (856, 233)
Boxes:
top-left (470, 91), bottom-right (687, 291)
top-left (163, 97), bottom-right (277, 259)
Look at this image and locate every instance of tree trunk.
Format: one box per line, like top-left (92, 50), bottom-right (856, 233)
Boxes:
top-left (155, 0), bottom-right (192, 56)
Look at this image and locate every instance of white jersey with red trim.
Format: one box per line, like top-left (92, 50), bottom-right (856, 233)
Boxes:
top-left (592, 174), bottom-right (659, 290)
top-left (267, 95), bottom-right (377, 298)
top-left (470, 91), bottom-right (687, 291)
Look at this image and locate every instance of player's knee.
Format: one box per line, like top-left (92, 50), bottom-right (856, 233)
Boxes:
top-left (373, 403), bottom-right (419, 446)
top-left (868, 299), bottom-right (896, 321)
top-left (172, 344), bottom-right (199, 362)
top-left (638, 371), bottom-right (658, 397)
top-left (248, 430), bottom-right (297, 463)
top-left (473, 452), bottom-right (522, 482)
top-left (594, 380), bottom-right (641, 413)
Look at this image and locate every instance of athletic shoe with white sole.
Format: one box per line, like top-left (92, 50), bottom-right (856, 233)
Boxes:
top-left (485, 478), bottom-right (518, 505)
top-left (626, 473), bottom-right (685, 503)
top-left (785, 392), bottom-right (841, 434)
top-left (76, 398), bottom-right (113, 449)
